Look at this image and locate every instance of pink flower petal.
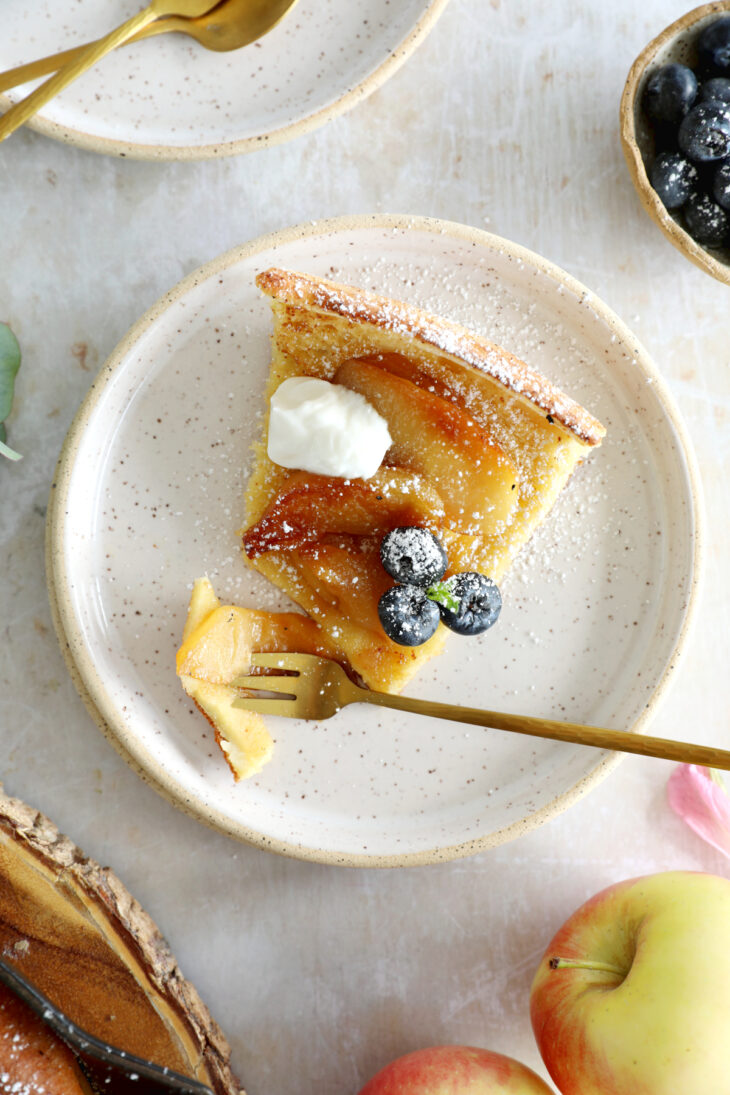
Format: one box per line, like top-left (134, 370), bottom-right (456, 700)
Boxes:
top-left (667, 765), bottom-right (730, 858)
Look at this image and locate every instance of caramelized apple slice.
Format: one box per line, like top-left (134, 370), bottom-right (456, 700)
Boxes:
top-left (356, 351), bottom-right (456, 400)
top-left (335, 359), bottom-right (519, 535)
top-left (293, 540), bottom-right (393, 637)
top-left (288, 540), bottom-right (448, 691)
top-left (177, 604), bottom-right (336, 684)
top-left (177, 606), bottom-right (255, 684)
top-left (243, 466), bottom-right (445, 558)
top-left (182, 575), bottom-right (221, 640)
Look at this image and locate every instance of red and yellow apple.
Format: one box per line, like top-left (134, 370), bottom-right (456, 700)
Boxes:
top-left (357, 1046), bottom-right (555, 1094)
top-left (530, 870), bottom-right (730, 1094)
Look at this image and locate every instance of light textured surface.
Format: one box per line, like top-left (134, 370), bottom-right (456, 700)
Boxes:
top-left (1, 1), bottom-right (729, 1093)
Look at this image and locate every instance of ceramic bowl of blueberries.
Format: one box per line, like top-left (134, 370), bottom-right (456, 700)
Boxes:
top-left (620, 2), bottom-right (730, 284)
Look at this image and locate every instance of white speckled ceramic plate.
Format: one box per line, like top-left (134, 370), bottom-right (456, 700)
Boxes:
top-left (0, 0), bottom-right (448, 159)
top-left (47, 215), bottom-right (703, 866)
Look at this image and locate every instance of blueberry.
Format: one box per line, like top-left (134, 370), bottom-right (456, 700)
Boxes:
top-left (380, 526), bottom-right (448, 586)
top-left (683, 190), bottom-right (730, 246)
top-left (678, 102), bottom-right (730, 161)
top-left (650, 121), bottom-right (681, 155)
top-left (437, 572), bottom-right (502, 637)
top-left (699, 76), bottom-right (730, 105)
top-left (698, 15), bottom-right (730, 76)
top-left (378, 584), bottom-right (440, 647)
top-left (713, 160), bottom-right (730, 208)
top-left (650, 152), bottom-right (698, 208)
top-left (643, 64), bottom-right (698, 125)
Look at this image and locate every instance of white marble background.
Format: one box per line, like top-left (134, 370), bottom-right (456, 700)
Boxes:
top-left (2, 1), bottom-right (730, 1093)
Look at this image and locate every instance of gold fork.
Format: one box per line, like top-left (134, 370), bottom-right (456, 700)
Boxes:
top-left (233, 652), bottom-right (730, 769)
top-left (0, 0), bottom-right (222, 142)
top-left (0, 0), bottom-right (301, 97)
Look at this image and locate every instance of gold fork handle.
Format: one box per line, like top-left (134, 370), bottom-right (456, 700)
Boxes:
top-left (361, 691), bottom-right (730, 770)
top-left (0, 21), bottom-right (172, 96)
top-left (0, 6), bottom-right (158, 141)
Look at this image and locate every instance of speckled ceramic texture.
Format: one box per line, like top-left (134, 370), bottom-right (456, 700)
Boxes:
top-left (620, 1), bottom-right (730, 285)
top-left (0, 0), bottom-right (449, 159)
top-left (46, 215), bottom-right (703, 867)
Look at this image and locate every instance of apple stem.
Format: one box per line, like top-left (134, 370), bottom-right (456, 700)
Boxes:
top-left (549, 957), bottom-right (625, 976)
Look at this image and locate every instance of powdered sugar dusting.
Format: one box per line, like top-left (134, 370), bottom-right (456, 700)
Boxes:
top-left (257, 267), bottom-right (606, 445)
top-left (380, 526), bottom-right (447, 585)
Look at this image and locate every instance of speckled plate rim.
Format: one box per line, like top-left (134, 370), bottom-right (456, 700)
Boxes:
top-left (2, 0), bottom-right (450, 161)
top-left (45, 213), bottom-right (705, 867)
top-left (619, 0), bottom-right (730, 286)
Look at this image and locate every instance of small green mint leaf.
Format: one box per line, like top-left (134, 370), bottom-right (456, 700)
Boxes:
top-left (426, 580), bottom-right (460, 612)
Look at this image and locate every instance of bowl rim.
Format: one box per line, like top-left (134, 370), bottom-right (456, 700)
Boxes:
top-left (0, 0), bottom-right (450, 161)
top-left (620, 1), bottom-right (730, 286)
top-left (45, 212), bottom-right (706, 867)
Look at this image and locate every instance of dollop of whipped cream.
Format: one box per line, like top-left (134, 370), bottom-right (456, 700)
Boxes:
top-left (267, 376), bottom-right (392, 479)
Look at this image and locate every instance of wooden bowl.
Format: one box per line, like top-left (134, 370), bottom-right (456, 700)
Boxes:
top-left (620, 2), bottom-right (730, 285)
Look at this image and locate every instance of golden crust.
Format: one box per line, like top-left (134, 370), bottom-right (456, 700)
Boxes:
top-left (256, 267), bottom-right (606, 447)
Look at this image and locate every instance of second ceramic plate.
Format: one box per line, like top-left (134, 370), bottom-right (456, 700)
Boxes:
top-left (47, 215), bottom-right (702, 866)
top-left (0, 0), bottom-right (448, 158)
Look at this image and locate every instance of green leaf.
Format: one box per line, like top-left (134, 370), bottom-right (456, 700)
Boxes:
top-left (0, 323), bottom-right (22, 461)
top-left (426, 580), bottom-right (460, 613)
top-left (0, 323), bottom-right (21, 423)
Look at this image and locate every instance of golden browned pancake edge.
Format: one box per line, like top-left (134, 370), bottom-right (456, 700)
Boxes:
top-left (255, 266), bottom-right (606, 446)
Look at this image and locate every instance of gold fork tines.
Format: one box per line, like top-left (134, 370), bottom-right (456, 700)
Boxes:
top-left (233, 652), bottom-right (354, 718)
top-left (232, 652), bottom-right (730, 770)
